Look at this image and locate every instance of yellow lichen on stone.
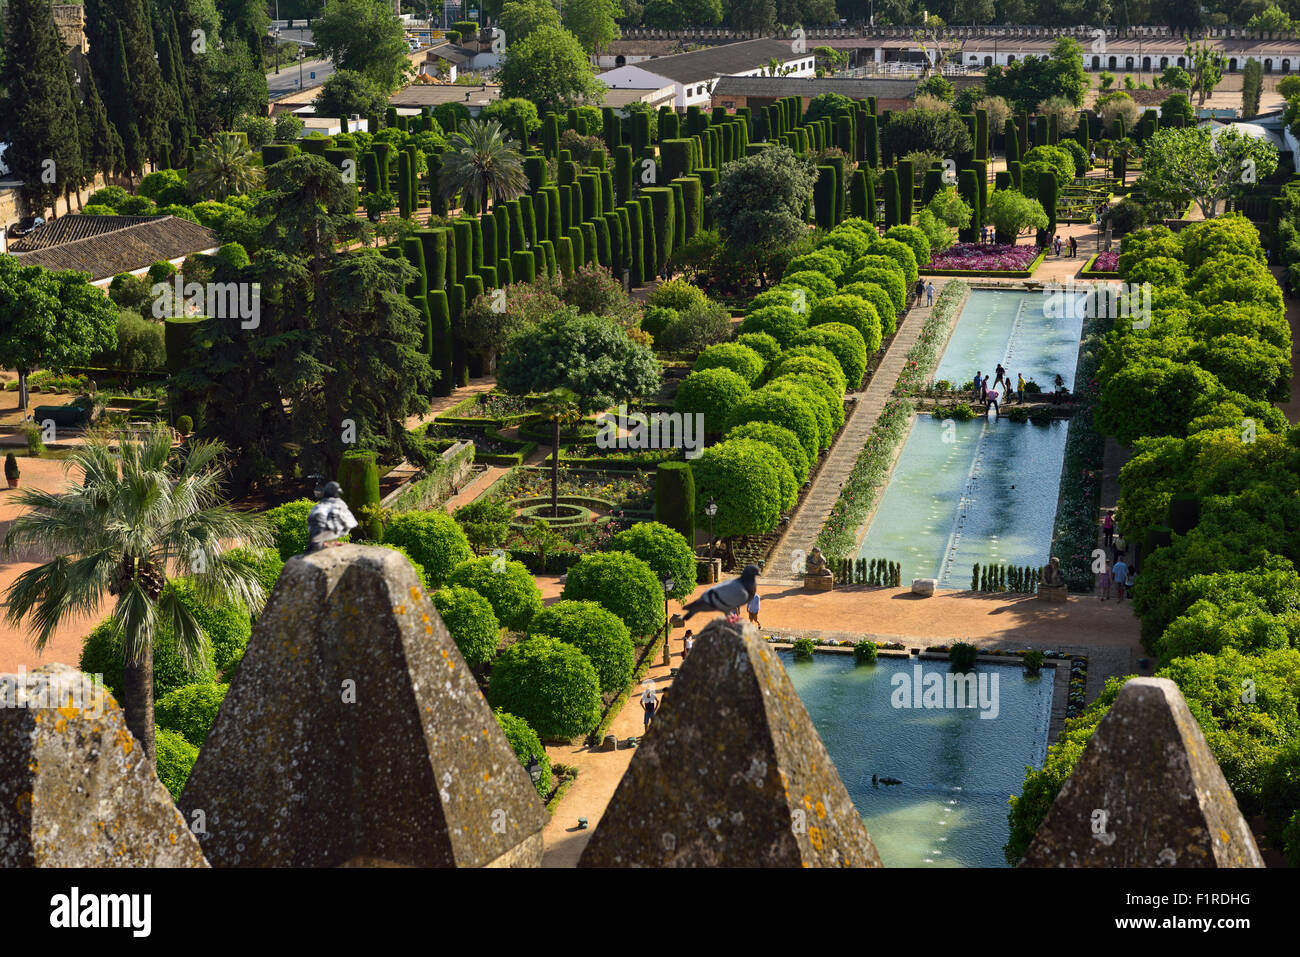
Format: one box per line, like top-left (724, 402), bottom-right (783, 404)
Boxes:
top-left (16, 792), bottom-right (32, 816)
top-left (410, 587), bottom-right (422, 601)
top-left (116, 728), bottom-right (134, 756)
top-left (815, 800), bottom-right (826, 819)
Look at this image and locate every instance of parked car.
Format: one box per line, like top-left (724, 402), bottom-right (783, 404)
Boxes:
top-left (8, 215), bottom-right (45, 238)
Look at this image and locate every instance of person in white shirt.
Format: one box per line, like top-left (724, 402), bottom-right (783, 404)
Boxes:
top-left (641, 686), bottom-right (658, 730)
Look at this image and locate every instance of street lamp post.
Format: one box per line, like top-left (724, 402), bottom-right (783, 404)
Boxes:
top-left (298, 46), bottom-right (305, 90)
top-left (661, 576), bottom-right (674, 665)
top-left (274, 28), bottom-right (281, 75)
top-left (705, 497), bottom-right (717, 559)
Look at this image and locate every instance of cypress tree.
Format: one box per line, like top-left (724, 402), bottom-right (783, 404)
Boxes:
top-left (1, 0), bottom-right (84, 213)
top-left (896, 159), bottom-right (913, 224)
top-left (958, 169), bottom-right (980, 242)
top-left (74, 56), bottom-right (125, 187)
top-left (880, 168), bottom-right (900, 228)
top-left (106, 25), bottom-right (144, 176)
top-left (975, 108), bottom-right (988, 161)
top-left (862, 114), bottom-right (879, 168)
top-left (1004, 118), bottom-right (1020, 164)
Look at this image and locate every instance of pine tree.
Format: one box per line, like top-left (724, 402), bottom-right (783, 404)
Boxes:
top-left (0, 0), bottom-right (84, 215)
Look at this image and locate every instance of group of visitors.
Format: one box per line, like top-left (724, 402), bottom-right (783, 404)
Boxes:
top-left (972, 365), bottom-right (1025, 416)
top-left (913, 279), bottom-right (937, 307)
top-left (1095, 511), bottom-right (1136, 602)
top-left (1035, 231), bottom-right (1078, 257)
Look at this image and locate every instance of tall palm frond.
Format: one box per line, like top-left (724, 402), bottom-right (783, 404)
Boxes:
top-left (188, 132), bottom-right (265, 201)
top-left (3, 424), bottom-right (272, 760)
top-left (438, 119), bottom-right (528, 213)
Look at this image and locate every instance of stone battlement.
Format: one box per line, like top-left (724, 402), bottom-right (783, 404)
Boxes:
top-left (0, 548), bottom-right (1265, 868)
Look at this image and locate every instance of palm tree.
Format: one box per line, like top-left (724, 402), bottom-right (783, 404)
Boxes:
top-left (438, 119), bottom-right (528, 213)
top-left (188, 132), bottom-right (265, 201)
top-left (3, 425), bottom-right (272, 762)
top-left (532, 388), bottom-right (583, 518)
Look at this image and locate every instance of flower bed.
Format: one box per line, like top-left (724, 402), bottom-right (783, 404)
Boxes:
top-left (814, 398), bottom-right (914, 560)
top-left (1079, 251), bottom-right (1120, 277)
top-left (419, 423), bottom-right (537, 466)
top-left (499, 468), bottom-right (654, 512)
top-left (895, 281), bottom-right (969, 396)
top-left (435, 391), bottom-right (536, 428)
top-left (922, 244), bottom-right (1046, 277)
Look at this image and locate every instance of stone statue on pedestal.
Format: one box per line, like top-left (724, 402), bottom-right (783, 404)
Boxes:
top-left (804, 547), bottom-right (834, 592)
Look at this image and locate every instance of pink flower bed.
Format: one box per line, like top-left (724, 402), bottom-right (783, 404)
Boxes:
top-left (1091, 251), bottom-right (1120, 272)
top-left (926, 243), bottom-right (1041, 272)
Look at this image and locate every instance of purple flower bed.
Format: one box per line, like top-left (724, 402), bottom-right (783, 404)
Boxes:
top-left (1090, 251), bottom-right (1120, 272)
top-left (926, 243), bottom-right (1042, 272)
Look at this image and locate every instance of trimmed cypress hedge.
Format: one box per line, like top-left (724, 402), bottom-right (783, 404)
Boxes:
top-left (814, 165), bottom-right (836, 229)
top-left (540, 239), bottom-right (557, 278)
top-left (567, 225), bottom-right (585, 267)
top-left (637, 194), bottom-right (657, 279)
top-left (578, 173), bottom-right (599, 221)
top-left (512, 249), bottom-right (536, 282)
top-left (624, 202), bottom-right (644, 286)
top-left (603, 211), bottom-right (623, 272)
top-left (896, 159), bottom-right (913, 224)
top-left (417, 228), bottom-right (448, 292)
top-left (958, 169), bottom-right (981, 243)
top-left (669, 182), bottom-right (685, 250)
top-left (523, 155), bottom-right (547, 192)
top-left (480, 264), bottom-right (497, 288)
top-left (673, 176), bottom-right (702, 239)
top-left (338, 451), bottom-right (381, 540)
top-left (654, 461), bottom-right (696, 545)
top-left (580, 221), bottom-right (597, 265)
top-left (661, 138), bottom-right (696, 181)
top-left (1039, 170), bottom-right (1058, 233)
top-left (614, 145), bottom-right (633, 206)
top-left (594, 216), bottom-right (612, 267)
top-left (429, 290), bottom-right (453, 395)
top-left (644, 187), bottom-right (675, 265)
top-left (881, 168), bottom-right (900, 227)
top-left (452, 220), bottom-right (472, 283)
top-left (557, 235), bottom-right (575, 277)
top-left (507, 199), bottom-right (525, 250)
top-left (262, 143), bottom-right (297, 165)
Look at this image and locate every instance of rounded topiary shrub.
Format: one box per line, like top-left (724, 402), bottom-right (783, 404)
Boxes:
top-left (529, 599), bottom-right (634, 692)
top-left (561, 550), bottom-right (665, 640)
top-left (494, 709), bottom-right (552, 796)
top-left (848, 266), bottom-right (906, 313)
top-left (647, 278), bottom-right (709, 312)
top-left (383, 510), bottom-right (473, 586)
top-left (168, 578), bottom-right (252, 677)
top-left (840, 282), bottom-right (898, 335)
top-left (746, 288), bottom-right (801, 314)
top-left (156, 728), bottom-right (199, 800)
top-left (692, 342), bottom-right (764, 385)
top-left (446, 556), bottom-right (543, 631)
top-left (690, 438), bottom-right (789, 536)
top-left (488, 636), bottom-right (602, 740)
top-left (780, 270), bottom-right (837, 301)
top-left (734, 332), bottom-right (781, 363)
top-left (763, 378), bottom-right (835, 450)
top-left (871, 236), bottom-right (920, 283)
top-left (725, 420), bottom-right (810, 483)
top-left (432, 585), bottom-right (501, 665)
top-left (609, 521), bottom-right (697, 600)
top-left (784, 250), bottom-right (844, 281)
top-left (795, 323), bottom-right (868, 390)
top-left (821, 227), bottom-right (873, 260)
top-left (737, 305), bottom-right (807, 348)
top-left (809, 294), bottom-right (883, 354)
top-left (79, 617), bottom-right (218, 701)
top-left (264, 498), bottom-right (316, 560)
top-left (724, 387), bottom-right (820, 460)
top-left (769, 352), bottom-right (848, 397)
top-left (884, 224), bottom-right (931, 269)
top-left (673, 367), bottom-right (751, 426)
top-left (155, 681), bottom-right (229, 749)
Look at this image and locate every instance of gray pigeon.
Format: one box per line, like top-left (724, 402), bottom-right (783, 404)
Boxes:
top-left (680, 564), bottom-right (759, 620)
top-left (306, 481), bottom-right (358, 552)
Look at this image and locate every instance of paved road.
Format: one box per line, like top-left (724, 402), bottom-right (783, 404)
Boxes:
top-left (267, 55), bottom-right (334, 98)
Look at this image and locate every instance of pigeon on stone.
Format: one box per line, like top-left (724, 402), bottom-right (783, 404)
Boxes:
top-left (306, 481), bottom-right (358, 553)
top-left (680, 564), bottom-right (759, 621)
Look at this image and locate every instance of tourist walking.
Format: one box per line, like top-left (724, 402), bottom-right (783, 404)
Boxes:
top-left (1097, 557), bottom-right (1112, 600)
top-left (1103, 512), bottom-right (1115, 548)
top-left (747, 591), bottom-right (761, 628)
top-left (981, 225), bottom-right (989, 244)
top-left (1016, 372), bottom-right (1025, 403)
top-left (1069, 235), bottom-right (1078, 258)
top-left (641, 684), bottom-right (659, 729)
top-left (986, 386), bottom-right (1000, 417)
top-left (915, 278), bottom-right (924, 303)
top-left (972, 371), bottom-right (983, 401)
top-left (995, 363), bottom-right (1006, 390)
top-left (1112, 558), bottom-right (1129, 602)
top-left (1125, 565), bottom-right (1136, 595)
top-left (925, 281), bottom-right (936, 306)
top-left (682, 629), bottom-right (694, 659)
top-left (1053, 235), bottom-right (1063, 257)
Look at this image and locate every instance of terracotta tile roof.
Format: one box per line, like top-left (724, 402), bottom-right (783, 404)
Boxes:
top-left (9, 215), bottom-right (219, 281)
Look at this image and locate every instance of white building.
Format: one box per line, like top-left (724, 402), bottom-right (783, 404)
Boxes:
top-left (597, 37), bottom-right (816, 111)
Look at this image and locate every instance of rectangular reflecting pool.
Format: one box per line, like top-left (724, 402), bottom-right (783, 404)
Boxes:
top-left (856, 289), bottom-right (1085, 585)
top-left (780, 651), bottom-right (1054, 868)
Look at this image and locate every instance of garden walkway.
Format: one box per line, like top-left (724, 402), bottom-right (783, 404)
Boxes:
top-left (766, 283), bottom-right (948, 579)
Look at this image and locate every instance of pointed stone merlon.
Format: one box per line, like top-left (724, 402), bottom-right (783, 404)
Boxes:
top-left (579, 619), bottom-right (882, 867)
top-left (1022, 677), bottom-right (1264, 868)
top-left (179, 544), bottom-right (548, 867)
top-left (0, 663), bottom-right (208, 867)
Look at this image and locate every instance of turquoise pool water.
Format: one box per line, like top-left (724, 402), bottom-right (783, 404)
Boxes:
top-left (780, 651), bottom-right (1055, 868)
top-left (856, 290), bottom-right (1085, 585)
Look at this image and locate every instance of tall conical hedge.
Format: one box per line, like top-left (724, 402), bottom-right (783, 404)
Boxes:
top-left (338, 451), bottom-right (381, 540)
